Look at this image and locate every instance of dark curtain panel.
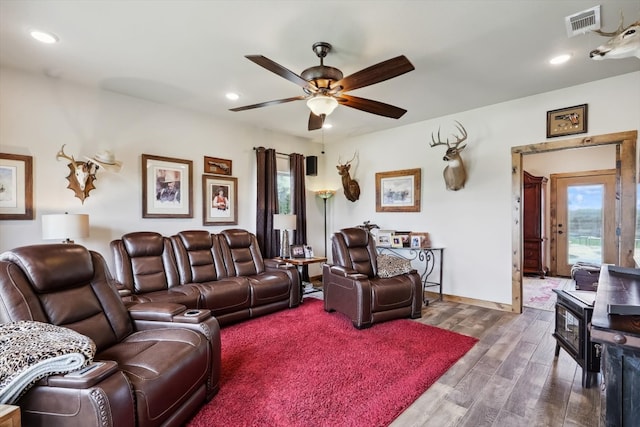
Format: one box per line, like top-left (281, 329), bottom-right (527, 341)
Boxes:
top-left (290, 153), bottom-right (307, 245)
top-left (256, 147), bottom-right (279, 258)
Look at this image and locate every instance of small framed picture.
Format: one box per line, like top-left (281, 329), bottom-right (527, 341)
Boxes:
top-left (376, 230), bottom-right (394, 247)
top-left (304, 245), bottom-right (314, 258)
top-left (546, 104), bottom-right (588, 138)
top-left (291, 245), bottom-right (305, 258)
top-left (202, 174), bottom-right (238, 226)
top-left (410, 232), bottom-right (431, 249)
top-left (204, 156), bottom-right (232, 175)
top-left (391, 236), bottom-right (403, 248)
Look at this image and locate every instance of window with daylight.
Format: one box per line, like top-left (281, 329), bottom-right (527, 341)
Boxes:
top-left (276, 155), bottom-right (291, 214)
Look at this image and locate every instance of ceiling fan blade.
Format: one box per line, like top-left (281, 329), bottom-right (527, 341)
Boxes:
top-left (229, 96), bottom-right (306, 112)
top-left (308, 112), bottom-right (324, 131)
top-left (338, 94), bottom-right (407, 119)
top-left (245, 55), bottom-right (317, 92)
top-left (332, 55), bottom-right (414, 92)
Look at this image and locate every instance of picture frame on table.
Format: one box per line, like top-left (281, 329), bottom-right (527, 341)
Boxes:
top-left (291, 244), bottom-right (305, 258)
top-left (0, 153), bottom-right (34, 220)
top-left (391, 236), bottom-right (403, 248)
top-left (204, 156), bottom-right (232, 176)
top-left (546, 104), bottom-right (588, 138)
top-left (376, 168), bottom-right (421, 212)
top-left (304, 245), bottom-right (314, 258)
top-left (202, 174), bottom-right (238, 225)
top-left (410, 232), bottom-right (431, 249)
top-left (142, 154), bottom-right (193, 218)
top-left (376, 230), bottom-right (394, 247)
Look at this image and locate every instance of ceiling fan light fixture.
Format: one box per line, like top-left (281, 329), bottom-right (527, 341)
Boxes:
top-left (307, 95), bottom-right (338, 117)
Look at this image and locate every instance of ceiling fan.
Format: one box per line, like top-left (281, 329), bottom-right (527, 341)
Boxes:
top-left (229, 42), bottom-right (415, 131)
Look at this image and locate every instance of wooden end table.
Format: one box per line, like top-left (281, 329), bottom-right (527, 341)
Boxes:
top-left (276, 256), bottom-right (327, 301)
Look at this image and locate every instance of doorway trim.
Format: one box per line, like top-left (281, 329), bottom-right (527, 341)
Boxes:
top-left (511, 130), bottom-right (637, 314)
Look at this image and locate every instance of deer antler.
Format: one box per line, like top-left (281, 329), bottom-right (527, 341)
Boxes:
top-left (593, 12), bottom-right (626, 37)
top-left (430, 121), bottom-right (468, 148)
top-left (56, 144), bottom-right (78, 168)
top-left (338, 151), bottom-right (357, 165)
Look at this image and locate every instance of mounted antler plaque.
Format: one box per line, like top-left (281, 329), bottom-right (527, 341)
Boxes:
top-left (429, 121), bottom-right (469, 191)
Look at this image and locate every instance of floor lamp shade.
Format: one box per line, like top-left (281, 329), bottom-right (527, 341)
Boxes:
top-left (273, 214), bottom-right (296, 258)
top-left (42, 214), bottom-right (89, 243)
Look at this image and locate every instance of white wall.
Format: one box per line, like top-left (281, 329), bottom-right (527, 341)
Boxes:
top-left (0, 67), bottom-right (326, 274)
top-left (323, 71), bottom-right (640, 305)
top-left (1, 67), bottom-right (639, 305)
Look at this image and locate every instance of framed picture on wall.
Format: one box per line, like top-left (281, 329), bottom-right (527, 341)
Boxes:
top-left (0, 153), bottom-right (34, 220)
top-left (202, 174), bottom-right (238, 225)
top-left (142, 154), bottom-right (193, 218)
top-left (204, 156), bottom-right (232, 176)
top-left (546, 104), bottom-right (588, 138)
top-left (376, 168), bottom-right (421, 212)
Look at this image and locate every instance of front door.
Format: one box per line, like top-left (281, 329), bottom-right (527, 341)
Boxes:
top-left (551, 169), bottom-right (617, 277)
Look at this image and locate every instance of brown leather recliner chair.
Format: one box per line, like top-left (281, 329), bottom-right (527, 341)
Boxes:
top-left (323, 227), bottom-right (422, 329)
top-left (0, 244), bottom-right (221, 427)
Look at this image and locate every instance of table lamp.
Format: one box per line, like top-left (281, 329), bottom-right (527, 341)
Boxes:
top-left (273, 214), bottom-right (297, 258)
top-left (42, 213), bottom-right (89, 243)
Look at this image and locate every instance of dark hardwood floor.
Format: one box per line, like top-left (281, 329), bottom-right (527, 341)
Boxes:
top-left (388, 300), bottom-right (603, 427)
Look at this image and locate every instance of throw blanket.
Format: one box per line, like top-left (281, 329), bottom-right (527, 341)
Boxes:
top-left (0, 321), bottom-right (96, 404)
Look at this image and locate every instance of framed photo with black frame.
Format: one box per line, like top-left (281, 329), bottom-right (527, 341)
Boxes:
top-left (546, 104), bottom-right (588, 138)
top-left (291, 244), bottom-right (305, 258)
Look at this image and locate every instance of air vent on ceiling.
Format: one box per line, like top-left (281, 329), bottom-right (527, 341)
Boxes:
top-left (565, 5), bottom-right (601, 37)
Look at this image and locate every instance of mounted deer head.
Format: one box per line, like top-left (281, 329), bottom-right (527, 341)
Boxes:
top-left (336, 152), bottom-right (361, 202)
top-left (56, 144), bottom-right (99, 203)
top-left (429, 121), bottom-right (469, 191)
top-left (590, 14), bottom-right (640, 60)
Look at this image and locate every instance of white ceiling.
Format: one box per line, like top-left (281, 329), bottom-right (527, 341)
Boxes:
top-left (1, 1), bottom-right (638, 143)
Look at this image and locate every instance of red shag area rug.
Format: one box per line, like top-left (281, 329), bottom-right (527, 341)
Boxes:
top-left (187, 298), bottom-right (477, 427)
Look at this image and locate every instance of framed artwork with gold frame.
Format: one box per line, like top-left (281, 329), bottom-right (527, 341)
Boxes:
top-left (376, 168), bottom-right (421, 212)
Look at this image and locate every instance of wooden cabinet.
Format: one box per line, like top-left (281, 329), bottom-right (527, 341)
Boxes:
top-left (591, 266), bottom-right (640, 427)
top-left (523, 171), bottom-right (548, 277)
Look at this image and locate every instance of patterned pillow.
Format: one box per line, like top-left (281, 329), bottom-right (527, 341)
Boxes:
top-left (376, 254), bottom-right (413, 278)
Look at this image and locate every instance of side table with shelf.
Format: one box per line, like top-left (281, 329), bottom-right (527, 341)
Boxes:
top-left (275, 256), bottom-right (327, 302)
top-left (375, 247), bottom-right (444, 305)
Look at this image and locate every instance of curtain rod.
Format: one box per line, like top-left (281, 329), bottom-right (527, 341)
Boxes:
top-left (252, 147), bottom-right (311, 158)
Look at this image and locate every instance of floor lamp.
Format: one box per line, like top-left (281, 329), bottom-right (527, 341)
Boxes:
top-left (315, 190), bottom-right (335, 256)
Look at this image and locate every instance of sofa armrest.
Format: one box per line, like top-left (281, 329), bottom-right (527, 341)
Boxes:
top-left (128, 302), bottom-right (187, 322)
top-left (328, 265), bottom-right (368, 280)
top-left (44, 361), bottom-right (118, 389)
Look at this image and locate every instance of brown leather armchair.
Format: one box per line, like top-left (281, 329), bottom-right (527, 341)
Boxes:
top-left (0, 244), bottom-right (221, 427)
top-left (323, 228), bottom-right (422, 329)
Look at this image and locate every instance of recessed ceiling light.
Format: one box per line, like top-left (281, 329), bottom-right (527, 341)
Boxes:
top-left (322, 123), bottom-right (333, 129)
top-left (225, 92), bottom-right (239, 101)
top-left (30, 30), bottom-right (59, 44)
top-left (549, 54), bottom-right (571, 65)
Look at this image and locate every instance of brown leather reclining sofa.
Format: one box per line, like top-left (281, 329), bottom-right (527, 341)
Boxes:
top-left (111, 228), bottom-right (301, 326)
top-left (0, 244), bottom-right (221, 427)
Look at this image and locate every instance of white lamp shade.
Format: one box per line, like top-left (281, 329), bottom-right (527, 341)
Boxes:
top-left (306, 95), bottom-right (338, 117)
top-left (42, 214), bottom-right (90, 240)
top-left (273, 214), bottom-right (297, 231)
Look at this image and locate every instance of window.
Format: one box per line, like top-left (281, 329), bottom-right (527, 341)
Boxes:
top-left (276, 155), bottom-right (291, 214)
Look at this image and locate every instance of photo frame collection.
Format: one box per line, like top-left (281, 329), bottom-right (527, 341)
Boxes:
top-left (141, 154), bottom-right (238, 225)
top-left (375, 230), bottom-right (430, 249)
